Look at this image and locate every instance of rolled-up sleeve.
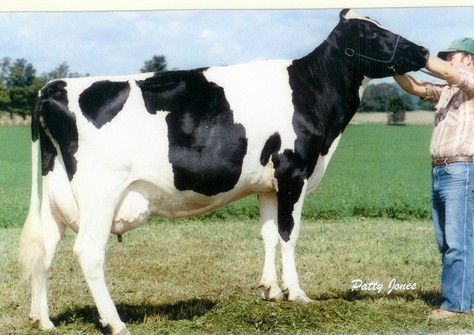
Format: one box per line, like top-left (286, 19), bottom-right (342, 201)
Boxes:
top-left (422, 81), bottom-right (445, 102)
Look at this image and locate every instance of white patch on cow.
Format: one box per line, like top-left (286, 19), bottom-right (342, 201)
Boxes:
top-left (344, 9), bottom-right (383, 28)
top-left (115, 180), bottom-right (225, 222)
top-left (307, 134), bottom-right (342, 194)
top-left (359, 76), bottom-right (371, 101)
top-left (113, 189), bottom-right (150, 235)
top-left (203, 60), bottom-right (296, 193)
top-left (204, 60), bottom-right (296, 150)
top-left (46, 167), bottom-right (80, 232)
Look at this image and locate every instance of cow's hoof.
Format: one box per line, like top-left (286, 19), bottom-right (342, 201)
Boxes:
top-left (42, 320), bottom-right (56, 330)
top-left (30, 315), bottom-right (55, 330)
top-left (260, 284), bottom-right (285, 301)
top-left (288, 290), bottom-right (312, 303)
top-left (103, 320), bottom-right (129, 335)
top-left (115, 326), bottom-right (131, 335)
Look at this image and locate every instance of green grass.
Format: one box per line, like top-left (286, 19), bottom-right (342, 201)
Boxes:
top-left (0, 126), bottom-right (30, 228)
top-left (2, 218), bottom-right (474, 334)
top-left (305, 124), bottom-right (433, 220)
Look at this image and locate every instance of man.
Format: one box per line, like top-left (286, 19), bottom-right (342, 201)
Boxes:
top-left (394, 37), bottom-right (474, 319)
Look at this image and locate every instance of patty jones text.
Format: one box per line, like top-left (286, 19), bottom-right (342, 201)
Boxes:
top-left (351, 278), bottom-right (417, 295)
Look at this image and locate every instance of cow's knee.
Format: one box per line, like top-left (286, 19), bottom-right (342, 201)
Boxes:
top-left (74, 238), bottom-right (106, 281)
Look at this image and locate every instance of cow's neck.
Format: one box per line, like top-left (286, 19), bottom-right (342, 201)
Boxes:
top-left (288, 40), bottom-right (367, 159)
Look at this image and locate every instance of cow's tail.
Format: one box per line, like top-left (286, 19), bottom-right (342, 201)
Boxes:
top-left (19, 97), bottom-right (45, 279)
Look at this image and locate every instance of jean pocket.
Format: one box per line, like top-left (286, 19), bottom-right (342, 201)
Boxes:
top-left (445, 163), bottom-right (469, 175)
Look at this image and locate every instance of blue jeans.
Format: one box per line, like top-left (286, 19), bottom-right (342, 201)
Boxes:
top-left (432, 162), bottom-right (474, 313)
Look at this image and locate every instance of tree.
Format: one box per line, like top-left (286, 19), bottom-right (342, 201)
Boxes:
top-left (0, 58), bottom-right (85, 118)
top-left (0, 57), bottom-right (11, 86)
top-left (387, 96), bottom-right (406, 125)
top-left (419, 99), bottom-right (436, 111)
top-left (0, 58), bottom-right (39, 117)
top-left (140, 55), bottom-right (167, 73)
top-left (45, 62), bottom-right (71, 80)
top-left (44, 62), bottom-right (88, 80)
top-left (6, 58), bottom-right (36, 88)
top-left (0, 82), bottom-right (11, 111)
top-left (359, 82), bottom-right (416, 112)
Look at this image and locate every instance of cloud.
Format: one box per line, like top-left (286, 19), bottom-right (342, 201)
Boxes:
top-left (202, 29), bottom-right (219, 39)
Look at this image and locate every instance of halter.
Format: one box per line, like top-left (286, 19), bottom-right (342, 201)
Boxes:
top-left (325, 34), bottom-right (401, 74)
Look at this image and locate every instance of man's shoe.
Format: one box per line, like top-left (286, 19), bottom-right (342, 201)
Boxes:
top-left (430, 309), bottom-right (461, 320)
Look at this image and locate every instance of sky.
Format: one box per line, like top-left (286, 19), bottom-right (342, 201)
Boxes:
top-left (1, 5), bottom-right (473, 83)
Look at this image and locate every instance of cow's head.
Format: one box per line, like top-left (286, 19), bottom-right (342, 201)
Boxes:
top-left (326, 9), bottom-right (429, 78)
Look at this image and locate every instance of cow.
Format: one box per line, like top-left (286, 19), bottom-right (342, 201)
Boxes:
top-left (19, 9), bottom-right (428, 335)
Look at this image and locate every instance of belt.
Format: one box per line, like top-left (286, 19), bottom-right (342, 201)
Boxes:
top-left (432, 156), bottom-right (474, 167)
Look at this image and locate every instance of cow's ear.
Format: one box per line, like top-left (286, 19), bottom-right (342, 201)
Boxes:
top-left (340, 8), bottom-right (350, 21)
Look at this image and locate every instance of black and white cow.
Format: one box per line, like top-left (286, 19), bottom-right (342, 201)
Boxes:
top-left (20, 9), bottom-right (428, 335)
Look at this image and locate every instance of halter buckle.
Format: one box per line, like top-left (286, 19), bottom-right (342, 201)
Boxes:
top-left (345, 48), bottom-right (355, 57)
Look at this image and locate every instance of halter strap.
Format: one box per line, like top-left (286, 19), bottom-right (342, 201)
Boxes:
top-left (325, 34), bottom-right (401, 73)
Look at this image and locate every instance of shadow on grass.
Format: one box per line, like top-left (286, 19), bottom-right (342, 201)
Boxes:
top-left (118, 298), bottom-right (217, 322)
top-left (52, 298), bottom-right (216, 332)
top-left (314, 288), bottom-right (441, 307)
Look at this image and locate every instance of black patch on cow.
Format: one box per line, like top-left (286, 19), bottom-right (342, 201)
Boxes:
top-left (260, 133), bottom-right (281, 166)
top-left (79, 80), bottom-right (131, 129)
top-left (274, 152), bottom-right (306, 242)
top-left (137, 70), bottom-right (248, 196)
top-left (39, 126), bottom-right (57, 176)
top-left (38, 80), bottom-right (79, 180)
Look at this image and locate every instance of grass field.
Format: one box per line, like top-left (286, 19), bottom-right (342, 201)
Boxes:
top-left (2, 124), bottom-right (474, 334)
top-left (0, 126), bottom-right (30, 228)
top-left (3, 218), bottom-right (474, 334)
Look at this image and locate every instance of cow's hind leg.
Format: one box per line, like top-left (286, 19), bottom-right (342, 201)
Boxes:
top-left (258, 193), bottom-right (285, 301)
top-left (73, 206), bottom-right (129, 335)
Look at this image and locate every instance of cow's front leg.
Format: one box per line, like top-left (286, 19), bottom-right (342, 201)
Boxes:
top-left (277, 178), bottom-right (312, 302)
top-left (258, 193), bottom-right (285, 301)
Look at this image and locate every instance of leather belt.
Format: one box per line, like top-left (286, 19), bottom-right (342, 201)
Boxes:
top-left (432, 156), bottom-right (474, 167)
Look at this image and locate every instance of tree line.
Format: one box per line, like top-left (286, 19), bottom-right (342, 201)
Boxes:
top-left (359, 82), bottom-right (435, 113)
top-left (0, 58), bottom-right (91, 118)
top-left (1, 54), bottom-right (433, 119)
top-left (0, 55), bottom-right (168, 119)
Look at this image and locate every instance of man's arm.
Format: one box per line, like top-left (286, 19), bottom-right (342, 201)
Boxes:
top-left (393, 74), bottom-right (427, 98)
top-left (394, 54), bottom-right (460, 98)
top-left (425, 54), bottom-right (460, 85)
